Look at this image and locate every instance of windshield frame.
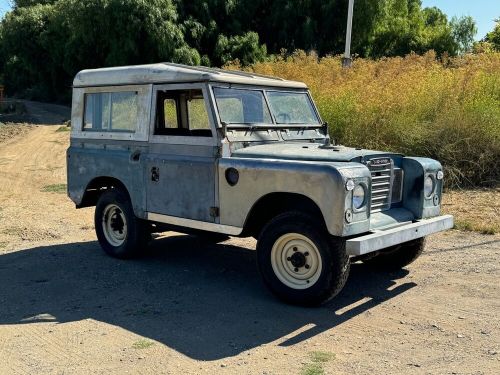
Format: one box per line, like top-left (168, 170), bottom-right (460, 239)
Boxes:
top-left (210, 84), bottom-right (323, 129)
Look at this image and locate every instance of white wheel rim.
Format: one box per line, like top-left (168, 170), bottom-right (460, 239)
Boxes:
top-left (102, 204), bottom-right (128, 247)
top-left (271, 233), bottom-right (322, 290)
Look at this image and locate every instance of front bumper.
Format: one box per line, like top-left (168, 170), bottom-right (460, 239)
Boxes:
top-left (346, 215), bottom-right (454, 256)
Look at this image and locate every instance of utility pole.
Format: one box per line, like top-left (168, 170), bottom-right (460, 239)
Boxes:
top-left (342, 0), bottom-right (354, 68)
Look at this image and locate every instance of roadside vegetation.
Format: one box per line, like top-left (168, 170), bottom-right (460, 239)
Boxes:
top-left (443, 189), bottom-right (500, 235)
top-left (229, 51), bottom-right (500, 189)
top-left (0, 3), bottom-right (498, 236)
top-left (0, 0), bottom-right (480, 101)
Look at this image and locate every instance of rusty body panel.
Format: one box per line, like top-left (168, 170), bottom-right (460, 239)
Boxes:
top-left (67, 63), bottom-right (451, 246)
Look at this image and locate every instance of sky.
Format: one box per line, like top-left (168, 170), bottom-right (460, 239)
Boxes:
top-left (422, 0), bottom-right (499, 39)
top-left (0, 0), bottom-right (498, 39)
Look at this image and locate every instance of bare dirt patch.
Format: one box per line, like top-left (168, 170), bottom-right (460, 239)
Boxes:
top-left (0, 124), bottom-right (498, 375)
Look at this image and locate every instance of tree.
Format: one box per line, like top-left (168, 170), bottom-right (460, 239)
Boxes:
top-left (13, 0), bottom-right (57, 7)
top-left (174, 0), bottom-right (267, 66)
top-left (451, 15), bottom-right (477, 54)
top-left (0, 0), bottom-right (484, 101)
top-left (215, 31), bottom-right (267, 66)
top-left (0, 0), bottom-right (200, 100)
top-left (485, 18), bottom-right (500, 51)
top-left (0, 3), bottom-right (55, 98)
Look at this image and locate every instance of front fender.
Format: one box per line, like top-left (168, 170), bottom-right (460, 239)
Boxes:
top-left (218, 157), bottom-right (370, 236)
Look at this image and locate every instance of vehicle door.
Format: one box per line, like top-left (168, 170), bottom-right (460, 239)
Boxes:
top-left (145, 83), bottom-right (219, 223)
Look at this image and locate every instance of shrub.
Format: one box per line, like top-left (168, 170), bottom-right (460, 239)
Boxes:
top-left (228, 51), bottom-right (500, 188)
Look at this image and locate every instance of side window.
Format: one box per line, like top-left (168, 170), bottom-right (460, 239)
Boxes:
top-left (83, 91), bottom-right (137, 132)
top-left (155, 89), bottom-right (212, 137)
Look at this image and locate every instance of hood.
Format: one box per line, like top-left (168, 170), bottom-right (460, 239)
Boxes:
top-left (231, 142), bottom-right (402, 163)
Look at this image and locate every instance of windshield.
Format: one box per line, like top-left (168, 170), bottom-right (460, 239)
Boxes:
top-left (213, 87), bottom-right (320, 126)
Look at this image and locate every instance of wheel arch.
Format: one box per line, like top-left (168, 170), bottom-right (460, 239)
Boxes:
top-left (78, 176), bottom-right (131, 209)
top-left (242, 192), bottom-right (326, 238)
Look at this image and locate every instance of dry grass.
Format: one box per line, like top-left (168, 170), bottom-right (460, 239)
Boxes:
top-left (41, 184), bottom-right (67, 194)
top-left (442, 189), bottom-right (500, 234)
top-left (228, 51), bottom-right (500, 188)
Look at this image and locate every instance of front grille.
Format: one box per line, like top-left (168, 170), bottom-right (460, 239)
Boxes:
top-left (367, 157), bottom-right (394, 212)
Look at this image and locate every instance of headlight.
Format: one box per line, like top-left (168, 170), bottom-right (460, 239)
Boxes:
top-left (352, 184), bottom-right (366, 209)
top-left (436, 170), bottom-right (444, 180)
top-left (424, 176), bottom-right (434, 197)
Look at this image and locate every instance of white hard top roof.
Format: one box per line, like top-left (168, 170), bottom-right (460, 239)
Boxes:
top-left (73, 62), bottom-right (307, 89)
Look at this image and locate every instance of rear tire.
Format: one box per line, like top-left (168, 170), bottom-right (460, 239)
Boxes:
top-left (362, 238), bottom-right (426, 271)
top-left (95, 188), bottom-right (151, 259)
top-left (257, 211), bottom-right (350, 306)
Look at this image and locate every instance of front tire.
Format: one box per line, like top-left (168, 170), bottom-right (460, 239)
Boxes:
top-left (95, 188), bottom-right (151, 259)
top-left (257, 212), bottom-right (350, 306)
top-left (362, 238), bottom-right (426, 271)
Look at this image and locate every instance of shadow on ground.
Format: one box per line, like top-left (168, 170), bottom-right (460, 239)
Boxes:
top-left (0, 236), bottom-right (415, 360)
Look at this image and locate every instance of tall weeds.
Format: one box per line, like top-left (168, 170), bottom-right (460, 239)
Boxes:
top-left (228, 51), bottom-right (500, 188)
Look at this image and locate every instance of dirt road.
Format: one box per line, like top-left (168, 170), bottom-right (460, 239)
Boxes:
top-left (0, 125), bottom-right (499, 375)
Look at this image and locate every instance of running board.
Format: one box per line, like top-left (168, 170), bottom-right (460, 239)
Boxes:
top-left (146, 212), bottom-right (243, 236)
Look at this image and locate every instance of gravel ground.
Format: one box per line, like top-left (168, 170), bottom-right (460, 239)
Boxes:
top-left (0, 125), bottom-right (498, 375)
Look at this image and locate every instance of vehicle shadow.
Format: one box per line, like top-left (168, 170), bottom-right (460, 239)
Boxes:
top-left (0, 235), bottom-right (416, 360)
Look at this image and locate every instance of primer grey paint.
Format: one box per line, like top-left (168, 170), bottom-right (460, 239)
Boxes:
top-left (67, 63), bottom-right (453, 255)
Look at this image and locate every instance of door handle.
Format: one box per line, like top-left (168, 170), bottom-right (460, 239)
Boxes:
top-left (151, 167), bottom-right (160, 182)
top-left (130, 150), bottom-right (141, 162)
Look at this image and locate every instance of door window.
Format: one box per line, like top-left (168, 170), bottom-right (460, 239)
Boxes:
top-left (155, 89), bottom-right (212, 137)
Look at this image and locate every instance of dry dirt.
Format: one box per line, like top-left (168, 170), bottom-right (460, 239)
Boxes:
top-left (442, 189), bottom-right (500, 234)
top-left (0, 124), bottom-right (499, 375)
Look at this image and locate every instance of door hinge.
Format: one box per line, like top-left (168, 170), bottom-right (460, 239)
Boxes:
top-left (209, 206), bottom-right (220, 218)
top-left (214, 146), bottom-right (222, 158)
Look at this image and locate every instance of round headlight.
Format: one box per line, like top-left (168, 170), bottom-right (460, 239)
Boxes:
top-left (352, 184), bottom-right (366, 209)
top-left (436, 170), bottom-right (444, 180)
top-left (424, 176), bottom-right (434, 197)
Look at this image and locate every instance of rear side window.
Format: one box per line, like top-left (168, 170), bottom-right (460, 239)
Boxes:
top-left (84, 91), bottom-right (138, 132)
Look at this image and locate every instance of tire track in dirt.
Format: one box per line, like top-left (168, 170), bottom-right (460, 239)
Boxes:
top-left (0, 122), bottom-right (499, 374)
